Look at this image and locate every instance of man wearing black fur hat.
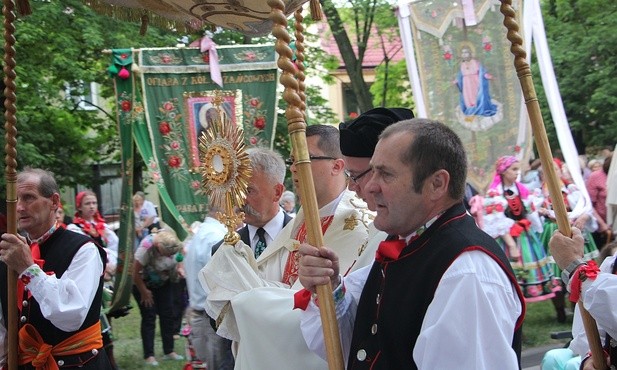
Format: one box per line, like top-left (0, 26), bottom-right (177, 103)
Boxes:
top-left (338, 107), bottom-right (415, 268)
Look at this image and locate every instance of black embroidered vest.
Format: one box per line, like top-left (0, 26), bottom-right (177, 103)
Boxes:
top-left (348, 203), bottom-right (525, 369)
top-left (19, 228), bottom-right (106, 345)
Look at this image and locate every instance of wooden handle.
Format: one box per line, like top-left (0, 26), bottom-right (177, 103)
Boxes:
top-left (499, 1), bottom-right (606, 368)
top-left (269, 1), bottom-right (344, 369)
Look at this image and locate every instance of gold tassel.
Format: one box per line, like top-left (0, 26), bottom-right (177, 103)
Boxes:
top-left (16, 0), bottom-right (32, 16)
top-left (140, 14), bottom-right (149, 36)
top-left (310, 0), bottom-right (322, 21)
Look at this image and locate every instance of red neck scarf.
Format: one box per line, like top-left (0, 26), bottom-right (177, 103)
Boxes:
top-left (72, 212), bottom-right (107, 245)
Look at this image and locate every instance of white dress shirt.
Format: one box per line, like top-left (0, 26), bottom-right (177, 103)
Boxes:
top-left (301, 250), bottom-right (523, 369)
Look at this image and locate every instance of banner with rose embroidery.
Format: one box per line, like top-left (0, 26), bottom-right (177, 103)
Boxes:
top-left (134, 45), bottom-right (278, 233)
top-left (404, 0), bottom-right (532, 193)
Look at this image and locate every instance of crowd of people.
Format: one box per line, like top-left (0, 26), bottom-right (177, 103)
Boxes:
top-left (0, 109), bottom-right (615, 370)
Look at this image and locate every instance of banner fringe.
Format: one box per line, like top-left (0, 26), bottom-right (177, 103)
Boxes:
top-left (81, 0), bottom-right (204, 33)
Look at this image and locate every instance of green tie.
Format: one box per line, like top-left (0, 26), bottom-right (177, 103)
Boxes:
top-left (255, 227), bottom-right (267, 259)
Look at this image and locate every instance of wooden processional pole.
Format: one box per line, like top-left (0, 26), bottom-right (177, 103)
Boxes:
top-left (499, 1), bottom-right (606, 368)
top-left (3, 0), bottom-right (18, 367)
top-left (268, 1), bottom-right (345, 369)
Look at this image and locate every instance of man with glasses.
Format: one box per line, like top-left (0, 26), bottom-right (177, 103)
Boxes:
top-left (338, 107), bottom-right (415, 269)
top-left (200, 124), bottom-right (373, 369)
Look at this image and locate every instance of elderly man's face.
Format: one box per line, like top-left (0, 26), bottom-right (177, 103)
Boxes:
top-left (16, 176), bottom-right (57, 239)
top-left (243, 170), bottom-right (281, 228)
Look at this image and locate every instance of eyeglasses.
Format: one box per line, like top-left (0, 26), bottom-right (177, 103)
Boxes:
top-left (344, 168), bottom-right (372, 184)
top-left (285, 155), bottom-right (337, 166)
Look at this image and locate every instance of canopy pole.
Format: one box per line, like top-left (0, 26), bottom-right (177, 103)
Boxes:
top-left (499, 1), bottom-right (605, 368)
top-left (268, 1), bottom-right (344, 369)
top-left (3, 0), bottom-right (19, 367)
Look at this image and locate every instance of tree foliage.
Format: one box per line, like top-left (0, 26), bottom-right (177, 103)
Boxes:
top-left (539, 0), bottom-right (617, 154)
top-left (0, 0), bottom-right (178, 197)
top-left (370, 59), bottom-right (414, 109)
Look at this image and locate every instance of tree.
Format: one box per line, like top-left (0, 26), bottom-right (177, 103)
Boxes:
top-left (0, 0), bottom-right (178, 199)
top-left (538, 0), bottom-right (617, 154)
top-left (320, 0), bottom-right (371, 112)
top-left (370, 59), bottom-right (414, 109)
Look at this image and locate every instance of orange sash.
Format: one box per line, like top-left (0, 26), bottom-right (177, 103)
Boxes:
top-left (19, 321), bottom-right (103, 369)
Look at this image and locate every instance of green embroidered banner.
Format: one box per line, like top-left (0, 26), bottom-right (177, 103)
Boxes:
top-left (108, 45), bottom-right (278, 312)
top-left (406, 0), bottom-right (531, 192)
top-left (108, 48), bottom-right (136, 314)
top-left (137, 44), bottom-right (278, 233)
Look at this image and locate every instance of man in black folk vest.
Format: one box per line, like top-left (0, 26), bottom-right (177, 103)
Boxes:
top-left (0, 167), bottom-right (111, 369)
top-left (297, 119), bottom-right (525, 369)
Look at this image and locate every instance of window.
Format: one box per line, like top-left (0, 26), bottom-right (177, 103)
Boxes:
top-left (65, 81), bottom-right (99, 111)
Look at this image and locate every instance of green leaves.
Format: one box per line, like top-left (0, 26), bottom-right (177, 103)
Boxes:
top-left (539, 0), bottom-right (617, 152)
top-left (0, 0), bottom-right (178, 195)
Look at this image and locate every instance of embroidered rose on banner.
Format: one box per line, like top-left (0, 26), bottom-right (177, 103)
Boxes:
top-left (253, 117), bottom-right (266, 130)
top-left (157, 98), bottom-right (190, 181)
top-left (243, 95), bottom-right (268, 147)
top-left (159, 122), bottom-right (171, 135)
top-left (121, 100), bottom-right (131, 112)
top-left (118, 91), bottom-right (133, 124)
top-left (146, 159), bottom-right (164, 186)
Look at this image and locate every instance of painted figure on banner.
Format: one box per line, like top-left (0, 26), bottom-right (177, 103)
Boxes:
top-left (453, 43), bottom-right (503, 131)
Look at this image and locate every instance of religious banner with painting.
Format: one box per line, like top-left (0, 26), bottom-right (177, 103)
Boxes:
top-left (108, 45), bottom-right (277, 308)
top-left (133, 44), bottom-right (277, 234)
top-left (406, 0), bottom-right (531, 192)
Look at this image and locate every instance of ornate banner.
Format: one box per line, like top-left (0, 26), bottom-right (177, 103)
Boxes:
top-left (108, 45), bottom-right (278, 311)
top-left (136, 44), bottom-right (278, 234)
top-left (407, 0), bottom-right (531, 192)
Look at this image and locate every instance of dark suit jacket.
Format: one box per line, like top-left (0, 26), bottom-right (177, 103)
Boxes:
top-left (211, 212), bottom-right (293, 256)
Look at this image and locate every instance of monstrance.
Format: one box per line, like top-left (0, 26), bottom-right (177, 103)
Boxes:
top-left (198, 94), bottom-right (251, 245)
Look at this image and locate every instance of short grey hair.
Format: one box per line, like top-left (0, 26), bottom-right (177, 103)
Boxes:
top-left (280, 190), bottom-right (296, 204)
top-left (247, 147), bottom-right (286, 185)
top-left (17, 167), bottom-right (59, 198)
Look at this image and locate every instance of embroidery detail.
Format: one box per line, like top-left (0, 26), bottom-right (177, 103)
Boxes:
top-left (333, 282), bottom-right (346, 304)
top-left (344, 215), bottom-right (359, 231)
top-left (20, 265), bottom-right (43, 286)
top-left (357, 238), bottom-right (369, 257)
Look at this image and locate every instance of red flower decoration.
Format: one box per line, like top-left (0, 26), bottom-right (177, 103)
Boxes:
top-left (121, 100), bottom-right (132, 112)
top-left (483, 43), bottom-right (492, 52)
top-left (444, 52), bottom-right (452, 60)
top-left (170, 141), bottom-right (180, 150)
top-left (249, 98), bottom-right (260, 107)
top-left (202, 54), bottom-right (210, 63)
top-left (348, 112), bottom-right (359, 119)
top-left (120, 53), bottom-right (129, 60)
top-left (163, 102), bottom-right (174, 111)
top-left (191, 181), bottom-right (200, 190)
top-left (168, 156), bottom-right (182, 168)
top-left (514, 145), bottom-right (521, 153)
top-left (253, 117), bottom-right (266, 130)
top-left (159, 122), bottom-right (171, 135)
top-left (162, 55), bottom-right (172, 64)
top-left (250, 137), bottom-right (258, 145)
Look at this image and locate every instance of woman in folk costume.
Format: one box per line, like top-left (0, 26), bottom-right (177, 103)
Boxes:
top-left (67, 190), bottom-right (119, 276)
top-left (538, 160), bottom-right (599, 322)
top-left (490, 155), bottom-right (557, 301)
top-left (67, 190), bottom-right (121, 369)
